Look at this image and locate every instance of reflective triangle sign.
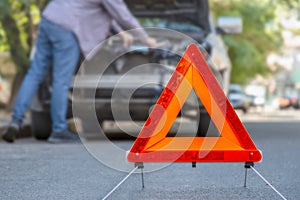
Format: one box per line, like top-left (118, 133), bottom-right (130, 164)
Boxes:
top-left (127, 44), bottom-right (262, 163)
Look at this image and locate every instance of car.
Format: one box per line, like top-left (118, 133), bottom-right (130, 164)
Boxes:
top-left (289, 96), bottom-right (300, 109)
top-left (279, 91), bottom-right (300, 109)
top-left (30, 0), bottom-right (241, 139)
top-left (278, 96), bottom-right (290, 109)
top-left (244, 84), bottom-right (266, 108)
top-left (228, 84), bottom-right (250, 113)
top-left (289, 91), bottom-right (300, 109)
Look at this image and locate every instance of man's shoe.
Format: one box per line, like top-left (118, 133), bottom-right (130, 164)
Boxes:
top-left (47, 129), bottom-right (80, 144)
top-left (2, 122), bottom-right (20, 143)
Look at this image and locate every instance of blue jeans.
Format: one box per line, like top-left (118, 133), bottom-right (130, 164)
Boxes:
top-left (12, 18), bottom-right (80, 133)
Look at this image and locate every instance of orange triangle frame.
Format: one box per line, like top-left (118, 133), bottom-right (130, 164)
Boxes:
top-left (127, 44), bottom-right (262, 163)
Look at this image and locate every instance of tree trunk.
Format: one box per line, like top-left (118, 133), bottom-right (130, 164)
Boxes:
top-left (24, 2), bottom-right (36, 49)
top-left (37, 0), bottom-right (49, 11)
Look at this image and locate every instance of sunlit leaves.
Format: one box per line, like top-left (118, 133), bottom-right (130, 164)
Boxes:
top-left (211, 0), bottom-right (283, 84)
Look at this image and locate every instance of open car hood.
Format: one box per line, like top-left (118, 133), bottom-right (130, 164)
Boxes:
top-left (125, 0), bottom-right (210, 32)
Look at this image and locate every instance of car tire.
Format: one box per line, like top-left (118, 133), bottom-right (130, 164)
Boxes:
top-left (31, 110), bottom-right (52, 140)
top-left (197, 111), bottom-right (220, 137)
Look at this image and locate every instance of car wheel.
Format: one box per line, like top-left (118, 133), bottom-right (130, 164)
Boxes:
top-left (197, 111), bottom-right (220, 137)
top-left (31, 110), bottom-right (52, 140)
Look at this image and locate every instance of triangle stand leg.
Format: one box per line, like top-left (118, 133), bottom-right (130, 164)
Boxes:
top-left (135, 162), bottom-right (145, 189)
top-left (244, 162), bottom-right (254, 188)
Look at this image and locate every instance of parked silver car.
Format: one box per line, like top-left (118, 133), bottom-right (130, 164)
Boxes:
top-left (228, 84), bottom-right (250, 113)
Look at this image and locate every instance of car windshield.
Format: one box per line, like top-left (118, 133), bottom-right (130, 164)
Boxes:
top-left (139, 18), bottom-right (205, 34)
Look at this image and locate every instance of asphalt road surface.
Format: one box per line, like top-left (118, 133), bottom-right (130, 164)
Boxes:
top-left (0, 109), bottom-right (299, 200)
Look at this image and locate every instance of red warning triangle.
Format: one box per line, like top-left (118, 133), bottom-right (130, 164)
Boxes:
top-left (127, 44), bottom-right (262, 163)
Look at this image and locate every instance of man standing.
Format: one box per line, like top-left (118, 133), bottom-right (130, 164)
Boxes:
top-left (2, 0), bottom-right (156, 143)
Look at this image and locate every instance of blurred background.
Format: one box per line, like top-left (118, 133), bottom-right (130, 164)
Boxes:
top-left (1, 1), bottom-right (300, 199)
top-left (1, 0), bottom-right (300, 132)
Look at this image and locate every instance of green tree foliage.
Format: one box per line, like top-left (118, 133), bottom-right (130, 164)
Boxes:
top-left (278, 0), bottom-right (300, 12)
top-left (211, 0), bottom-right (283, 84)
top-left (277, 0), bottom-right (300, 35)
top-left (0, 0), bottom-right (48, 109)
top-left (0, 0), bottom-right (48, 70)
top-left (0, 0), bottom-right (29, 72)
